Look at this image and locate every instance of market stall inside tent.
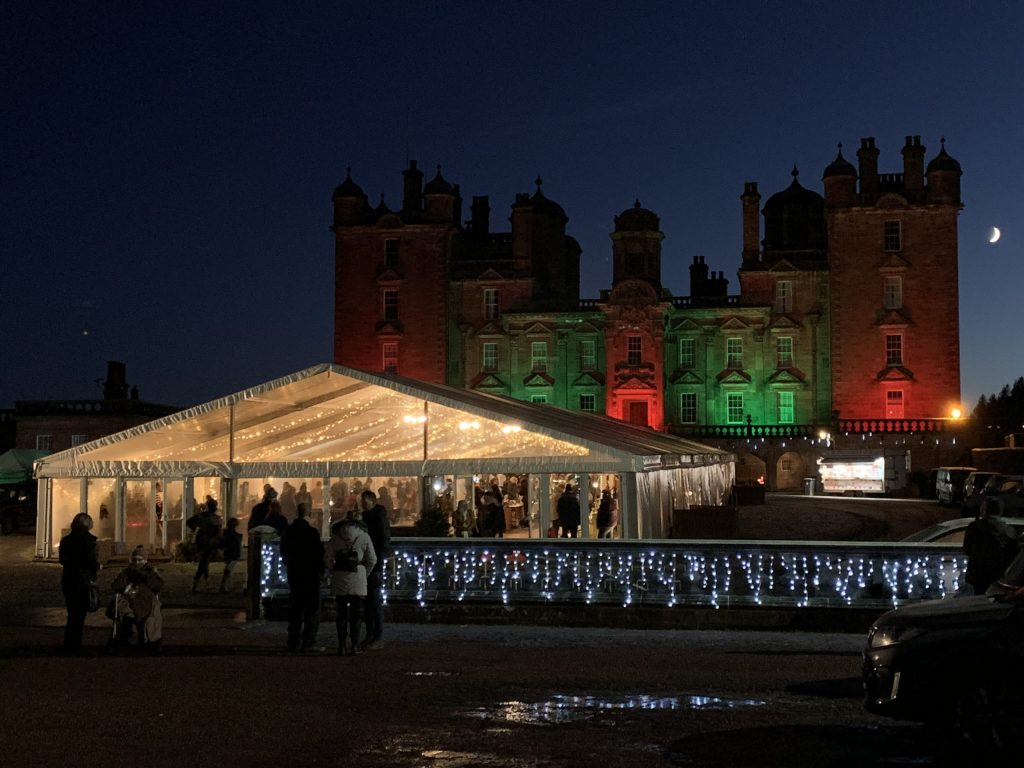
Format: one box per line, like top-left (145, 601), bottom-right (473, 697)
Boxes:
top-left (33, 364), bottom-right (734, 557)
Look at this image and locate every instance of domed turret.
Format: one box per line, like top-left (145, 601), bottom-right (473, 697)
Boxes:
top-left (823, 145), bottom-right (857, 209)
top-left (423, 166), bottom-right (461, 223)
top-left (926, 139), bottom-right (962, 205)
top-left (332, 168), bottom-right (369, 226)
top-left (527, 177), bottom-right (567, 221)
top-left (614, 200), bottom-right (660, 232)
top-left (762, 167), bottom-right (826, 258)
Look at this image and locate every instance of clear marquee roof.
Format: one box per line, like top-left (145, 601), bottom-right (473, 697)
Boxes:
top-left (35, 364), bottom-right (733, 480)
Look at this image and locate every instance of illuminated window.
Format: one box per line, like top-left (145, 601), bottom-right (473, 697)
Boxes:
top-left (384, 239), bottom-right (399, 268)
top-left (71, 434), bottom-right (88, 447)
top-left (680, 392), bottom-right (697, 424)
top-left (726, 338), bottom-right (743, 369)
top-left (382, 289), bottom-right (399, 321)
top-left (885, 334), bottom-right (903, 366)
top-left (726, 393), bottom-right (744, 424)
top-left (883, 276), bottom-right (902, 309)
top-left (482, 342), bottom-right (497, 372)
top-left (886, 390), bottom-right (905, 418)
top-left (778, 391), bottom-right (794, 424)
top-left (775, 281), bottom-right (793, 313)
top-left (580, 340), bottom-right (597, 371)
top-left (884, 220), bottom-right (901, 251)
top-left (627, 335), bottom-right (642, 366)
top-left (36, 434), bottom-right (53, 451)
top-left (483, 288), bottom-right (499, 320)
top-left (531, 395), bottom-right (547, 404)
top-left (679, 338), bottom-right (696, 369)
top-left (531, 341), bottom-right (548, 372)
top-left (579, 394), bottom-right (596, 412)
top-left (382, 342), bottom-right (398, 373)
top-left (777, 336), bottom-right (793, 368)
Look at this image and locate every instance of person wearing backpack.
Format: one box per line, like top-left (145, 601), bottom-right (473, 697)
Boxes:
top-left (324, 508), bottom-right (376, 655)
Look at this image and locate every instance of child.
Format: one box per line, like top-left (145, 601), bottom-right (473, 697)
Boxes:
top-left (220, 517), bottom-right (243, 593)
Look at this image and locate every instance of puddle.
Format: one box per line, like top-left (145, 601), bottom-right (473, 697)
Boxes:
top-left (405, 671), bottom-right (455, 677)
top-left (470, 693), bottom-right (766, 725)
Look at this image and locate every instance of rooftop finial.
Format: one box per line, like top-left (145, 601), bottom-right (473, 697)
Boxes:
top-left (940, 136), bottom-right (946, 149)
top-left (634, 198), bottom-right (641, 208)
top-left (535, 176), bottom-right (543, 191)
top-left (436, 164), bottom-right (442, 175)
top-left (346, 166), bottom-right (352, 176)
top-left (791, 165), bottom-right (799, 178)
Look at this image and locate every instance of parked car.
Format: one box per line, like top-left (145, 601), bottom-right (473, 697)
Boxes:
top-left (0, 485), bottom-right (36, 535)
top-left (863, 550), bottom-right (1024, 748)
top-left (935, 467), bottom-right (977, 505)
top-left (901, 516), bottom-right (1024, 545)
top-left (961, 471), bottom-right (998, 512)
top-left (980, 475), bottom-right (1024, 517)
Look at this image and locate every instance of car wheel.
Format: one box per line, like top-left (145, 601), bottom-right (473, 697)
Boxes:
top-left (955, 676), bottom-right (1024, 750)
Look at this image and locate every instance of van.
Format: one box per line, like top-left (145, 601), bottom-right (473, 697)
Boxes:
top-left (934, 466), bottom-right (976, 505)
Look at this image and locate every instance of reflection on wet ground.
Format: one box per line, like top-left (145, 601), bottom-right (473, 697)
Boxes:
top-left (405, 671), bottom-right (455, 677)
top-left (471, 693), bottom-right (767, 725)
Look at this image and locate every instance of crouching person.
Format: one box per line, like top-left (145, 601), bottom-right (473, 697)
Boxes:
top-left (109, 546), bottom-right (164, 653)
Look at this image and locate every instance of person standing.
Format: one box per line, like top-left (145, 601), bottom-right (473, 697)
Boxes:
top-left (280, 504), bottom-right (325, 652)
top-left (324, 510), bottom-right (377, 655)
top-left (248, 484), bottom-right (277, 531)
top-left (219, 517), bottom-right (243, 593)
top-left (59, 512), bottom-right (100, 655)
top-left (264, 498), bottom-right (289, 536)
top-left (963, 505), bottom-right (1019, 594)
top-left (359, 489), bottom-right (391, 650)
top-left (596, 489), bottom-right (618, 538)
top-left (187, 496), bottom-right (222, 594)
top-left (557, 484), bottom-right (581, 538)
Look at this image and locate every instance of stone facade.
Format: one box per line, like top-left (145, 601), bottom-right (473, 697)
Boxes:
top-left (332, 136), bottom-right (962, 437)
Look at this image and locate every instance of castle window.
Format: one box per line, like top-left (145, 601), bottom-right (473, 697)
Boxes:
top-left (580, 340), bottom-right (597, 371)
top-left (483, 288), bottom-right (499, 320)
top-left (382, 289), bottom-right (399, 321)
top-left (726, 338), bottom-right (743, 369)
top-left (382, 342), bottom-right (398, 373)
top-left (579, 394), bottom-right (596, 413)
top-left (384, 239), bottom-right (399, 268)
top-left (71, 434), bottom-right (88, 447)
top-left (883, 276), bottom-right (903, 309)
top-left (678, 338), bottom-right (696, 369)
top-left (774, 281), bottom-right (793, 313)
top-left (778, 391), bottom-right (794, 424)
top-left (531, 395), bottom-right (547, 404)
top-left (627, 335), bottom-right (642, 366)
top-left (884, 220), bottom-right (901, 251)
top-left (777, 336), bottom-right (793, 368)
top-left (726, 393), bottom-right (744, 424)
top-left (482, 342), bottom-right (497, 372)
top-left (885, 334), bottom-right (903, 366)
top-left (531, 342), bottom-right (548, 373)
top-left (886, 390), bottom-right (905, 419)
top-left (36, 434), bottom-right (53, 451)
top-left (680, 392), bottom-right (697, 424)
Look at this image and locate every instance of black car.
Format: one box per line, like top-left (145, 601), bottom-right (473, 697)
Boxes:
top-left (863, 552), bottom-right (1024, 748)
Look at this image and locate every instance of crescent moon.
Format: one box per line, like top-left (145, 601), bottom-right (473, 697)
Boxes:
top-left (989, 226), bottom-right (1001, 243)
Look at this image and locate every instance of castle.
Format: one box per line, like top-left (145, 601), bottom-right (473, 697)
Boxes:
top-left (331, 136), bottom-right (963, 485)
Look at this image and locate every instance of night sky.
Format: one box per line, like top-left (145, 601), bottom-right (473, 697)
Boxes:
top-left (2, 1), bottom-right (1021, 412)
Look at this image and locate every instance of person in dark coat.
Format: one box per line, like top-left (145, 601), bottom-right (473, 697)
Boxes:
top-left (247, 484), bottom-right (277, 531)
top-left (264, 498), bottom-right (289, 536)
top-left (557, 484), bottom-right (581, 538)
top-left (481, 493), bottom-right (505, 538)
top-left (963, 506), bottom-right (1019, 594)
top-left (59, 512), bottom-right (100, 655)
top-left (187, 496), bottom-right (223, 594)
top-left (219, 517), bottom-right (243, 593)
top-left (280, 504), bottom-right (325, 651)
top-left (596, 489), bottom-right (618, 538)
top-left (359, 489), bottom-right (391, 650)
top-left (109, 545), bottom-right (164, 652)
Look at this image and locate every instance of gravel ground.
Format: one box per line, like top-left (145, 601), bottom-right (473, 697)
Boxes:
top-left (0, 495), bottom-right (967, 767)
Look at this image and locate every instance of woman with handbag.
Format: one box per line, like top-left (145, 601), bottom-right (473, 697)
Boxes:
top-left (59, 512), bottom-right (100, 655)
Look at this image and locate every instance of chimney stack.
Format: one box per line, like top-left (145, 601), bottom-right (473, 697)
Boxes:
top-left (857, 137), bottom-right (880, 200)
top-left (741, 182), bottom-right (761, 266)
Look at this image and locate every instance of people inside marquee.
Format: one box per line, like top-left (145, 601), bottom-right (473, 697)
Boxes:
top-left (187, 495), bottom-right (223, 594)
top-left (557, 483), bottom-right (581, 538)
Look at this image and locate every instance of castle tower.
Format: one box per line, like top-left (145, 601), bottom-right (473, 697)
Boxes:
top-left (611, 200), bottom-right (664, 292)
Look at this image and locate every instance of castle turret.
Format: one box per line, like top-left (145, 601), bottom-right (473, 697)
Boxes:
top-left (423, 166), bottom-right (461, 224)
top-left (822, 145), bottom-right (857, 209)
top-left (741, 182), bottom-right (761, 265)
top-left (926, 138), bottom-right (962, 205)
top-left (332, 168), bottom-right (369, 226)
top-left (511, 178), bottom-right (576, 307)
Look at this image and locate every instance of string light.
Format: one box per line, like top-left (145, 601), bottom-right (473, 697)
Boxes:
top-left (257, 540), bottom-right (965, 610)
